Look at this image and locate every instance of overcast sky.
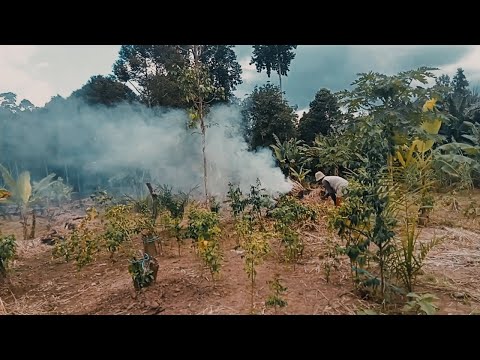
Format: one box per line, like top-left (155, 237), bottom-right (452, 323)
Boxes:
top-left (1, 45), bottom-right (479, 114)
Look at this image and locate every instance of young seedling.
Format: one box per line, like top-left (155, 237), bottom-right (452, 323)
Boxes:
top-left (265, 274), bottom-right (288, 314)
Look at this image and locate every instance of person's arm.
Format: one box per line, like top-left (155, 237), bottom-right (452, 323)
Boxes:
top-left (322, 179), bottom-right (335, 199)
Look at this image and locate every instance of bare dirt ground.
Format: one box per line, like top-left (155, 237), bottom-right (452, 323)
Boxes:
top-left (1, 190), bottom-right (480, 315)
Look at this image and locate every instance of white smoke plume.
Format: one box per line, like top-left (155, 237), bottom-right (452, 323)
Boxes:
top-left (3, 99), bottom-right (292, 199)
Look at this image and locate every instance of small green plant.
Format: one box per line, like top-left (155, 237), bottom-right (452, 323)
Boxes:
top-left (237, 218), bottom-right (272, 311)
top-left (90, 190), bottom-right (114, 207)
top-left (103, 204), bottom-right (144, 256)
top-left (128, 253), bottom-right (155, 290)
top-left (154, 185), bottom-right (191, 254)
top-left (463, 200), bottom-right (480, 219)
top-left (322, 237), bottom-right (342, 283)
top-left (270, 196), bottom-right (316, 265)
top-left (0, 233), bottom-right (16, 279)
top-left (156, 185), bottom-right (190, 219)
top-left (209, 196), bottom-right (221, 213)
top-left (186, 208), bottom-right (222, 280)
top-left (402, 292), bottom-right (439, 315)
top-left (160, 212), bottom-right (184, 256)
top-left (265, 274), bottom-right (288, 313)
top-left (198, 238), bottom-right (223, 282)
top-left (226, 182), bottom-right (247, 219)
top-left (227, 180), bottom-right (272, 221)
top-left (246, 179), bottom-right (272, 222)
top-left (53, 207), bottom-right (101, 269)
top-left (441, 193), bottom-right (460, 211)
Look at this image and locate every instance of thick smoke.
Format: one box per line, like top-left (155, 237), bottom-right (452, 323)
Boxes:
top-left (1, 99), bottom-right (292, 199)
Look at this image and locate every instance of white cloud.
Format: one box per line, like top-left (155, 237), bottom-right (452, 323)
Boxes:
top-left (239, 56), bottom-right (259, 83)
top-left (295, 107), bottom-right (309, 118)
top-left (440, 45), bottom-right (480, 83)
top-left (0, 45), bottom-right (54, 107)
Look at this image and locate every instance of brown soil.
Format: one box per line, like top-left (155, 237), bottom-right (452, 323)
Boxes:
top-left (1, 190), bottom-right (480, 315)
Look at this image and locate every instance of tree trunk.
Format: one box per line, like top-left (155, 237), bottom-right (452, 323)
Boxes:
top-left (145, 182), bottom-right (158, 222)
top-left (29, 210), bottom-right (36, 240)
top-left (201, 120), bottom-right (209, 207)
top-left (193, 45), bottom-right (209, 207)
top-left (278, 71), bottom-right (282, 96)
top-left (277, 46), bottom-right (283, 96)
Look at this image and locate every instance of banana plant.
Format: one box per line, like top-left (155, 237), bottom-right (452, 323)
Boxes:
top-left (0, 164), bottom-right (59, 210)
top-left (392, 99), bottom-right (443, 223)
top-left (289, 165), bottom-right (311, 187)
top-left (270, 134), bottom-right (306, 177)
top-left (0, 164), bottom-right (57, 239)
top-left (0, 164), bottom-right (32, 214)
top-left (433, 120), bottom-right (480, 186)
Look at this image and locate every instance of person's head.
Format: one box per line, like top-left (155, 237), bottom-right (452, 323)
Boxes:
top-left (315, 171), bottom-right (325, 182)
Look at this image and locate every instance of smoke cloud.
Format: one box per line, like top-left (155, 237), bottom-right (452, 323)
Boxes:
top-left (1, 99), bottom-right (292, 199)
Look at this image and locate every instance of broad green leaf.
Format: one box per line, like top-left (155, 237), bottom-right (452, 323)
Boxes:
top-left (418, 300), bottom-right (437, 315)
top-left (461, 134), bottom-right (477, 143)
top-left (437, 142), bottom-right (480, 155)
top-left (16, 171), bottom-right (32, 207)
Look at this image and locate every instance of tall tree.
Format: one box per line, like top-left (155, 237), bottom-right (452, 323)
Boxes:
top-left (297, 88), bottom-right (341, 144)
top-left (242, 83), bottom-right (297, 150)
top-left (113, 45), bottom-right (187, 108)
top-left (200, 45), bottom-right (242, 103)
top-left (435, 74), bottom-right (451, 88)
top-left (250, 45), bottom-right (297, 94)
top-left (113, 45), bottom-right (243, 108)
top-left (176, 45), bottom-right (225, 205)
top-left (70, 75), bottom-right (138, 106)
top-left (452, 68), bottom-right (470, 96)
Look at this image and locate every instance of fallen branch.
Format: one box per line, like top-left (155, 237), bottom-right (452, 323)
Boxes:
top-left (146, 183), bottom-right (159, 221)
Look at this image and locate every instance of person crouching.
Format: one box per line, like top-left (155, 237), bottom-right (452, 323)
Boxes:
top-left (315, 171), bottom-right (348, 206)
